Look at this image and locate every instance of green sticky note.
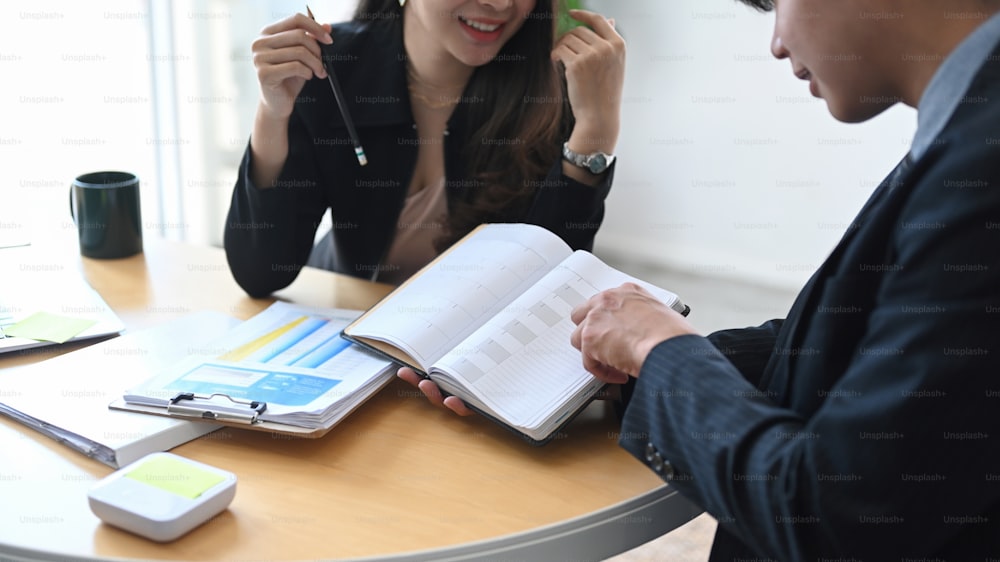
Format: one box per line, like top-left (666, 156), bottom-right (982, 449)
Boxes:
top-left (4, 311), bottom-right (97, 343)
top-left (126, 456), bottom-right (225, 499)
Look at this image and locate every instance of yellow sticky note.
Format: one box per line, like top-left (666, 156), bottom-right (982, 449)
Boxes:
top-left (126, 456), bottom-right (226, 499)
top-left (4, 311), bottom-right (97, 343)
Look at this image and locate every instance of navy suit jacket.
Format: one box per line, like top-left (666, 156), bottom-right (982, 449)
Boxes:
top-left (619, 44), bottom-right (1000, 561)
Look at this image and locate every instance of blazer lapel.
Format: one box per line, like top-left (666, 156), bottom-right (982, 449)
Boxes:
top-left (756, 152), bottom-right (916, 396)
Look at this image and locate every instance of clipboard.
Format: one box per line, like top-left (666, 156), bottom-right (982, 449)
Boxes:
top-left (109, 368), bottom-right (396, 439)
top-left (109, 301), bottom-right (399, 439)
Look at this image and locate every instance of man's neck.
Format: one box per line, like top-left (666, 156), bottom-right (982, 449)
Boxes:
top-left (894, 3), bottom-right (1000, 106)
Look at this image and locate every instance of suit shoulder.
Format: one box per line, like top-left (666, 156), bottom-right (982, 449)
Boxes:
top-left (327, 19), bottom-right (397, 61)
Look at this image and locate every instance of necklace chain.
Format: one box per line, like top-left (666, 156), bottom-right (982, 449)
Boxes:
top-left (406, 61), bottom-right (465, 109)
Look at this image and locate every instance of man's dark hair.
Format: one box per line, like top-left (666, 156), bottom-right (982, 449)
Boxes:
top-left (737, 0), bottom-right (774, 11)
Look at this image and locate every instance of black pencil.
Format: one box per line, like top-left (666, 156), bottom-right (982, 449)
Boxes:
top-left (307, 6), bottom-right (368, 166)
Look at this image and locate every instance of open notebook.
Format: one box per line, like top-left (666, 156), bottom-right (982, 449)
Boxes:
top-left (0, 268), bottom-right (124, 354)
top-left (342, 224), bottom-right (688, 444)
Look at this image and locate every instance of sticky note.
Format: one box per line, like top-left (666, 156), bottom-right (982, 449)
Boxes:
top-left (4, 311), bottom-right (97, 343)
top-left (125, 456), bottom-right (226, 499)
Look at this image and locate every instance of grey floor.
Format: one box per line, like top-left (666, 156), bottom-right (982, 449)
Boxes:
top-left (594, 255), bottom-right (801, 562)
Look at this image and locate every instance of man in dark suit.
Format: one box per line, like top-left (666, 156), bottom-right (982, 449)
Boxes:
top-left (570, 0), bottom-right (1000, 560)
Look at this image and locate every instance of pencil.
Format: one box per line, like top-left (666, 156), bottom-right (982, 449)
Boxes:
top-left (307, 6), bottom-right (368, 166)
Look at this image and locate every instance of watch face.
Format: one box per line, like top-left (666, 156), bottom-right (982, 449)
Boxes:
top-left (587, 154), bottom-right (608, 174)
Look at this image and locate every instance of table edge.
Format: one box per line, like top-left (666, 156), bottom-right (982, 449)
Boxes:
top-left (0, 485), bottom-right (703, 562)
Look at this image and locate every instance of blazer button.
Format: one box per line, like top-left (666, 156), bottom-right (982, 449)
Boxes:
top-left (662, 460), bottom-right (676, 481)
top-left (645, 442), bottom-right (656, 462)
top-left (652, 452), bottom-right (664, 473)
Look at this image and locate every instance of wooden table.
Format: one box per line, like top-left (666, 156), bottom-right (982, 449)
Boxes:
top-left (0, 238), bottom-right (701, 561)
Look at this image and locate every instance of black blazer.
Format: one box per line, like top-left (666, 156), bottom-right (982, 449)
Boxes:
top-left (619, 44), bottom-right (1000, 560)
top-left (224, 18), bottom-right (613, 297)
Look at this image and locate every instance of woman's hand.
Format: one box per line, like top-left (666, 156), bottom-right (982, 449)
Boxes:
top-left (552, 9), bottom-right (627, 156)
top-left (396, 369), bottom-right (623, 417)
top-left (396, 367), bottom-right (475, 416)
top-left (252, 13), bottom-right (333, 119)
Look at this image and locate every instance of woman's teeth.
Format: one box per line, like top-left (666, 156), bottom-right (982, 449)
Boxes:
top-left (460, 17), bottom-right (501, 32)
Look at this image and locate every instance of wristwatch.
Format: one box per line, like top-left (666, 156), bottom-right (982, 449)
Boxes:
top-left (562, 142), bottom-right (616, 175)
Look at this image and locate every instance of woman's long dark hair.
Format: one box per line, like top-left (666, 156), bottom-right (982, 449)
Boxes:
top-left (354, 0), bottom-right (568, 249)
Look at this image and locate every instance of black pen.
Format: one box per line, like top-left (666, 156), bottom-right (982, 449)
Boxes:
top-left (307, 6), bottom-right (368, 166)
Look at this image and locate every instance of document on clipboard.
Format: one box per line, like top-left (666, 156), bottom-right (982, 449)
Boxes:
top-left (111, 302), bottom-right (396, 437)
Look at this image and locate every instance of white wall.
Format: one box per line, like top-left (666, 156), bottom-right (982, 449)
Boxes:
top-left (588, 0), bottom-right (916, 290)
top-left (1, 2), bottom-right (157, 244)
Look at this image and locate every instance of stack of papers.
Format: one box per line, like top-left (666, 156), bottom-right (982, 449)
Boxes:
top-left (1, 269), bottom-right (124, 353)
top-left (0, 311), bottom-right (238, 468)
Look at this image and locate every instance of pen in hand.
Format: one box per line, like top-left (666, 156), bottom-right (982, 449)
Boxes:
top-left (306, 5), bottom-right (368, 166)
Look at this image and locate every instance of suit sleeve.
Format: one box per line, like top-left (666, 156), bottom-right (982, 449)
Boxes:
top-left (223, 104), bottom-right (328, 298)
top-left (616, 321), bottom-right (784, 421)
top-left (520, 160), bottom-right (614, 252)
top-left (706, 320), bottom-right (783, 388)
top-left (618, 146), bottom-right (1000, 560)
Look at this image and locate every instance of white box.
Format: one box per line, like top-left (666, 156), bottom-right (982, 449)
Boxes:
top-left (88, 452), bottom-right (237, 542)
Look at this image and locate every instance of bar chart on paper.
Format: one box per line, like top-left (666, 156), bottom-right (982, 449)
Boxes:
top-left (220, 313), bottom-right (356, 365)
top-left (121, 302), bottom-right (396, 425)
top-left (168, 311), bottom-right (380, 406)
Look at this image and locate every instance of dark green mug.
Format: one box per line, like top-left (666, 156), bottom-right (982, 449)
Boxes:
top-left (69, 171), bottom-right (143, 259)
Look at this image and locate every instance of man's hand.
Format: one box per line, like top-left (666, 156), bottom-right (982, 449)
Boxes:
top-left (570, 283), bottom-right (698, 382)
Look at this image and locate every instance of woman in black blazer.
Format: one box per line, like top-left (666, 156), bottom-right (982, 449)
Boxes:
top-left (225, 0), bottom-right (626, 295)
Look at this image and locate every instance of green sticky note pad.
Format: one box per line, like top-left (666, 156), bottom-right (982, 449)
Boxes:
top-left (126, 456), bottom-right (226, 499)
top-left (5, 311), bottom-right (97, 343)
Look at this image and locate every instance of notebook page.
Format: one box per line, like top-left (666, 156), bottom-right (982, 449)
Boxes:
top-left (347, 224), bottom-right (571, 369)
top-left (431, 251), bottom-right (682, 428)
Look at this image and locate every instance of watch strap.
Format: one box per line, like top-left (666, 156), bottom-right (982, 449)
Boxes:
top-left (562, 142), bottom-right (615, 174)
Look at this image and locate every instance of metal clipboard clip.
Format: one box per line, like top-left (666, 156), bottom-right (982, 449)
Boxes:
top-left (167, 392), bottom-right (267, 425)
